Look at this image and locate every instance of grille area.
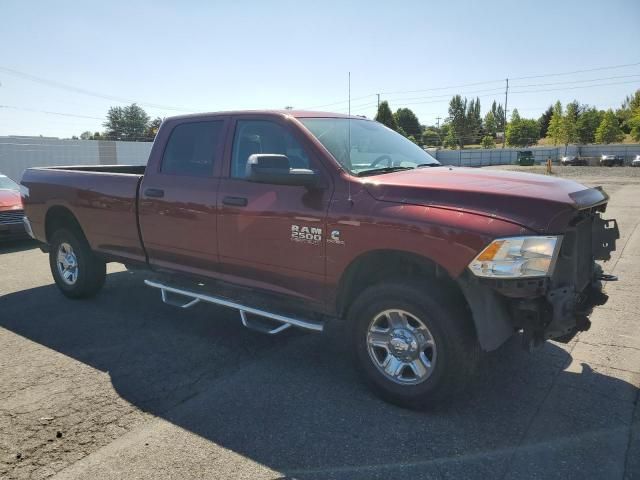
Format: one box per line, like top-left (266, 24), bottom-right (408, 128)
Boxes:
top-left (555, 213), bottom-right (596, 292)
top-left (0, 209), bottom-right (24, 225)
top-left (574, 216), bottom-right (594, 291)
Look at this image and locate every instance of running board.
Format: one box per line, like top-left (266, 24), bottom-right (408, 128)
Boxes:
top-left (144, 280), bottom-right (324, 334)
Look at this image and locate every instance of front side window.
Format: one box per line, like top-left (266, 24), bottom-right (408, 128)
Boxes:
top-left (161, 121), bottom-right (224, 176)
top-left (299, 118), bottom-right (439, 176)
top-left (231, 120), bottom-right (310, 178)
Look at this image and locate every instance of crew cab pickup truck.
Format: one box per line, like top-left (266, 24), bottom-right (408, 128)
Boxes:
top-left (20, 111), bottom-right (620, 409)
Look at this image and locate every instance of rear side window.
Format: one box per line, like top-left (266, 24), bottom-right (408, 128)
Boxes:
top-left (231, 120), bottom-right (310, 178)
top-left (162, 121), bottom-right (224, 176)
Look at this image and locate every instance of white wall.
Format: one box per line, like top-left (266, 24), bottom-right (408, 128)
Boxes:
top-left (0, 137), bottom-right (152, 181)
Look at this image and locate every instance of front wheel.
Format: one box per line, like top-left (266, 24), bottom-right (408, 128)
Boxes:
top-left (349, 282), bottom-right (480, 409)
top-left (49, 228), bottom-right (106, 299)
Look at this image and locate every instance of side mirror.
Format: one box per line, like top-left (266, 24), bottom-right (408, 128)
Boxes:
top-left (246, 154), bottom-right (318, 187)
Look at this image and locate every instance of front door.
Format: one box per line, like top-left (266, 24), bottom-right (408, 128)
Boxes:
top-left (216, 116), bottom-right (333, 305)
top-left (138, 117), bottom-right (228, 276)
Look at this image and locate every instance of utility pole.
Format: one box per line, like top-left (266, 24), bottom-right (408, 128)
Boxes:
top-left (377, 93), bottom-right (380, 109)
top-left (502, 78), bottom-right (509, 149)
top-left (435, 116), bottom-right (441, 129)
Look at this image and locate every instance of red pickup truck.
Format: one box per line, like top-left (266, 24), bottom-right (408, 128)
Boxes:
top-left (20, 111), bottom-right (619, 409)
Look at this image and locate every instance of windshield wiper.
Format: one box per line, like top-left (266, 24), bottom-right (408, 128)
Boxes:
top-left (356, 166), bottom-right (414, 177)
top-left (416, 163), bottom-right (442, 168)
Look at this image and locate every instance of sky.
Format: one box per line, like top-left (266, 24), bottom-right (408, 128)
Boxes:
top-left (0, 0), bottom-right (639, 138)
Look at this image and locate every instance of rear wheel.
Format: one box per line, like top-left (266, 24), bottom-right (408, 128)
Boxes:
top-left (49, 228), bottom-right (106, 298)
top-left (349, 281), bottom-right (479, 409)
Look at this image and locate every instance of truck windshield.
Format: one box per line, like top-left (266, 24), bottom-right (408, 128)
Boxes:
top-left (299, 118), bottom-right (440, 176)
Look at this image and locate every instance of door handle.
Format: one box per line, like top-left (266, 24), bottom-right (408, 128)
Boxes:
top-left (222, 196), bottom-right (248, 207)
top-left (144, 188), bottom-right (165, 198)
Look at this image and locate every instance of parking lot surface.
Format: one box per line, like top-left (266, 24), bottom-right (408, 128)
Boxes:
top-left (1, 168), bottom-right (639, 480)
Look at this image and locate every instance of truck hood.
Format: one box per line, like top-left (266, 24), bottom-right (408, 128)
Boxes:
top-left (361, 166), bottom-right (607, 233)
top-left (0, 189), bottom-right (22, 211)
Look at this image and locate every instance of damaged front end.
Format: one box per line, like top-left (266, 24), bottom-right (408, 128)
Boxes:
top-left (459, 195), bottom-right (619, 352)
top-left (512, 209), bottom-right (619, 348)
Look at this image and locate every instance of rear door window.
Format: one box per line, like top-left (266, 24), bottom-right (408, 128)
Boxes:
top-left (162, 121), bottom-right (224, 176)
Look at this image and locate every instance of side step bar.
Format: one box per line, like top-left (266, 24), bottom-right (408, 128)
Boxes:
top-left (144, 280), bottom-right (324, 334)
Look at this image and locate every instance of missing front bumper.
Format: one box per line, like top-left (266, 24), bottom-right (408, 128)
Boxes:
top-left (511, 263), bottom-right (612, 349)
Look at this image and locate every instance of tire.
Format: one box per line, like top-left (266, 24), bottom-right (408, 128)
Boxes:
top-left (49, 228), bottom-right (106, 299)
top-left (348, 281), bottom-right (480, 410)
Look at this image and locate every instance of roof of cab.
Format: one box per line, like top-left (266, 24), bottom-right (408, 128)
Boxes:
top-left (164, 110), bottom-right (370, 121)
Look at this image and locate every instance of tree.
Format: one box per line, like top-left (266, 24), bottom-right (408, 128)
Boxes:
top-left (506, 110), bottom-right (540, 147)
top-left (561, 101), bottom-right (579, 153)
top-left (447, 95), bottom-right (482, 147)
top-left (80, 131), bottom-right (93, 140)
top-left (443, 125), bottom-right (457, 148)
top-left (374, 101), bottom-right (398, 131)
top-left (394, 108), bottom-right (422, 138)
top-left (421, 127), bottom-right (441, 146)
top-left (547, 101), bottom-right (563, 145)
top-left (484, 111), bottom-right (497, 136)
top-left (103, 103), bottom-right (150, 141)
top-left (576, 108), bottom-right (604, 144)
top-left (628, 105), bottom-right (640, 142)
top-left (481, 135), bottom-right (495, 149)
top-left (467, 97), bottom-right (482, 144)
top-left (617, 90), bottom-right (640, 133)
top-left (491, 101), bottom-right (506, 132)
top-left (538, 105), bottom-right (553, 138)
top-left (146, 117), bottom-right (163, 140)
top-left (627, 98), bottom-right (640, 142)
top-left (595, 110), bottom-right (624, 144)
top-left (448, 95), bottom-right (467, 147)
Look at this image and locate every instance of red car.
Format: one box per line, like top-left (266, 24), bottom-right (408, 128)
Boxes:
top-left (20, 111), bottom-right (620, 409)
top-left (0, 174), bottom-right (27, 241)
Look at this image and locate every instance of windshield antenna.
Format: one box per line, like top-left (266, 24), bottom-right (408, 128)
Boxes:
top-left (347, 71), bottom-right (353, 205)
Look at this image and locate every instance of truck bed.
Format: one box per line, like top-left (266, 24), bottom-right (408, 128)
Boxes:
top-left (21, 165), bottom-right (147, 263)
top-left (35, 165), bottom-right (146, 175)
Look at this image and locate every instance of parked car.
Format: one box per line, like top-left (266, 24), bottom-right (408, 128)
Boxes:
top-left (560, 155), bottom-right (587, 166)
top-left (600, 154), bottom-right (624, 166)
top-left (632, 155), bottom-right (640, 167)
top-left (0, 173), bottom-right (27, 241)
top-left (516, 150), bottom-right (535, 166)
top-left (20, 110), bottom-right (620, 409)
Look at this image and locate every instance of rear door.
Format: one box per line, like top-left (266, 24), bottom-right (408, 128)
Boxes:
top-left (138, 117), bottom-right (229, 276)
top-left (216, 115), bottom-right (333, 305)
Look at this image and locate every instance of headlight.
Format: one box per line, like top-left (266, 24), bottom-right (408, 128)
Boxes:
top-left (468, 236), bottom-right (562, 278)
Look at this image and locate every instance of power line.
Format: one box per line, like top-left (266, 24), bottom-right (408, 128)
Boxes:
top-left (307, 61), bottom-right (640, 109)
top-left (510, 61), bottom-right (640, 81)
top-left (380, 79), bottom-right (506, 96)
top-left (509, 79), bottom-right (640, 95)
top-left (333, 75), bottom-right (639, 114)
top-left (0, 105), bottom-right (103, 120)
top-left (0, 66), bottom-right (196, 112)
top-left (511, 73), bottom-right (640, 88)
top-left (348, 79), bottom-right (640, 111)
